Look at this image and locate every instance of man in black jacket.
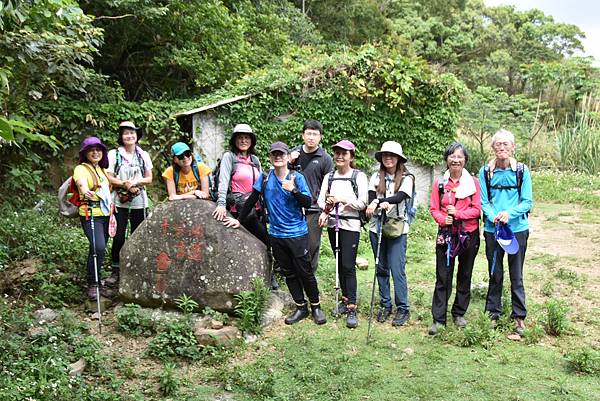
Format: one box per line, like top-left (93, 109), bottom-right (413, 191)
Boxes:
top-left (289, 120), bottom-right (334, 273)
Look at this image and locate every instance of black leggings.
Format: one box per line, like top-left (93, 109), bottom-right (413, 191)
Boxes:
top-left (80, 215), bottom-right (109, 286)
top-left (111, 207), bottom-right (146, 271)
top-left (327, 228), bottom-right (360, 305)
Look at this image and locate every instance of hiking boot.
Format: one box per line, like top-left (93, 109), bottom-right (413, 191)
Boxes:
top-left (515, 318), bottom-right (525, 336)
top-left (392, 309), bottom-right (410, 327)
top-left (100, 286), bottom-right (115, 298)
top-left (270, 274), bottom-right (279, 291)
top-left (87, 285), bottom-right (99, 301)
top-left (377, 306), bottom-right (392, 323)
top-left (428, 322), bottom-right (444, 335)
top-left (104, 272), bottom-right (119, 288)
top-left (332, 301), bottom-right (348, 317)
top-left (311, 305), bottom-right (327, 325)
top-left (285, 305), bottom-right (309, 325)
top-left (453, 315), bottom-right (467, 328)
top-left (346, 307), bottom-right (358, 329)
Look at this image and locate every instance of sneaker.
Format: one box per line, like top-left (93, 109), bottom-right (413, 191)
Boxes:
top-left (515, 318), bottom-right (525, 336)
top-left (392, 309), bottom-right (410, 327)
top-left (346, 308), bottom-right (358, 329)
top-left (377, 307), bottom-right (392, 323)
top-left (428, 322), bottom-right (444, 335)
top-left (453, 315), bottom-right (467, 328)
top-left (311, 305), bottom-right (327, 325)
top-left (332, 302), bottom-right (348, 317)
top-left (285, 305), bottom-right (309, 325)
top-left (87, 285), bottom-right (99, 301)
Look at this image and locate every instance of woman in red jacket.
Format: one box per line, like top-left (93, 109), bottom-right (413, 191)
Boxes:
top-left (428, 143), bottom-right (481, 335)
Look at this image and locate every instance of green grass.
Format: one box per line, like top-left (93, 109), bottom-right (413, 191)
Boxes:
top-left (532, 170), bottom-right (600, 207)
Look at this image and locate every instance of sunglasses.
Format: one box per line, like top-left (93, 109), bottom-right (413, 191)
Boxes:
top-left (176, 150), bottom-right (193, 160)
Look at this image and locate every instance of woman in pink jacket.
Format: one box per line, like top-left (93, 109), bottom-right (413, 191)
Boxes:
top-left (428, 143), bottom-right (481, 335)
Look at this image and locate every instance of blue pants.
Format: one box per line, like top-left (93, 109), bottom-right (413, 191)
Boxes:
top-left (80, 215), bottom-right (109, 286)
top-left (370, 231), bottom-right (409, 311)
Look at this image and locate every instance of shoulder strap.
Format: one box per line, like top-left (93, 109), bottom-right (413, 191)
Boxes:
top-left (82, 164), bottom-right (100, 190)
top-left (114, 151), bottom-right (122, 176)
top-left (484, 165), bottom-right (492, 201)
top-left (191, 162), bottom-right (201, 189)
top-left (350, 169), bottom-right (359, 198)
top-left (327, 171), bottom-right (335, 193)
top-left (516, 162), bottom-right (524, 198)
top-left (438, 176), bottom-right (445, 205)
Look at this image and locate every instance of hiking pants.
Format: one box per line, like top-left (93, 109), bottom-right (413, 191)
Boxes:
top-left (327, 228), bottom-right (360, 305)
top-left (431, 230), bottom-right (480, 324)
top-left (80, 215), bottom-right (109, 286)
top-left (370, 231), bottom-right (410, 312)
top-left (306, 211), bottom-right (323, 273)
top-left (270, 234), bottom-right (320, 305)
top-left (484, 230), bottom-right (529, 320)
top-left (111, 207), bottom-right (146, 271)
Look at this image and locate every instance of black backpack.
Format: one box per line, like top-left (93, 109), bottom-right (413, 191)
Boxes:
top-left (483, 162), bottom-right (529, 217)
top-left (327, 169), bottom-right (368, 226)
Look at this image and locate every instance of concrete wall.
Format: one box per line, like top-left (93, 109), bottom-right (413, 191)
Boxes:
top-left (192, 111), bottom-right (225, 170)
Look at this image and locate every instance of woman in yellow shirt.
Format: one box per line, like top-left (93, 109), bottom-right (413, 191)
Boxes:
top-left (161, 142), bottom-right (211, 200)
top-left (74, 136), bottom-right (113, 300)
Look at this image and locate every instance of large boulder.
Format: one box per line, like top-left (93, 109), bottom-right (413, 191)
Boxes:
top-left (119, 200), bottom-right (269, 312)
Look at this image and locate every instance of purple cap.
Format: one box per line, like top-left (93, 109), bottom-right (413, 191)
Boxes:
top-left (332, 139), bottom-right (356, 151)
top-left (79, 136), bottom-right (108, 168)
top-left (495, 223), bottom-right (519, 255)
top-left (269, 141), bottom-right (290, 154)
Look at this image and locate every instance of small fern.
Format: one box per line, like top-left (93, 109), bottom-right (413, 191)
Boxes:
top-left (234, 278), bottom-right (271, 334)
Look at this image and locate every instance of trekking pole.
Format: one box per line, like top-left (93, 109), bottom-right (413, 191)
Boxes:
top-left (333, 204), bottom-right (341, 318)
top-left (367, 209), bottom-right (385, 345)
top-left (89, 213), bottom-right (102, 333)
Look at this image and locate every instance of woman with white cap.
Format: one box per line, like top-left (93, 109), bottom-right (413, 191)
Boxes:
top-left (365, 141), bottom-right (414, 327)
top-left (318, 140), bottom-right (368, 328)
top-left (161, 142), bottom-right (211, 200)
top-left (212, 124), bottom-right (266, 243)
top-left (106, 121), bottom-right (153, 289)
top-left (428, 142), bottom-right (481, 335)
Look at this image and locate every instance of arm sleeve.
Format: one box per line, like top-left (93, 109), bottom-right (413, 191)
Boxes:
top-left (317, 175), bottom-right (329, 210)
top-left (293, 174), bottom-right (313, 208)
top-left (507, 166), bottom-right (533, 219)
top-left (479, 167), bottom-right (496, 225)
top-left (217, 152), bottom-right (234, 208)
top-left (368, 190), bottom-right (377, 204)
top-left (455, 179), bottom-right (482, 221)
top-left (429, 179), bottom-right (447, 226)
top-left (380, 191), bottom-right (408, 204)
top-left (346, 172), bottom-right (369, 210)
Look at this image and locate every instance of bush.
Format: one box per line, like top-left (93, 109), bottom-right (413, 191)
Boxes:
top-left (116, 304), bottom-right (155, 336)
top-left (147, 318), bottom-right (200, 361)
top-left (565, 347), bottom-right (600, 376)
top-left (158, 362), bottom-right (180, 396)
top-left (234, 277), bottom-right (271, 335)
top-left (542, 299), bottom-right (571, 336)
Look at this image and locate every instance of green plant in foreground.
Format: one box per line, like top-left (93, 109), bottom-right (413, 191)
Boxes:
top-left (234, 277), bottom-right (271, 335)
top-left (542, 299), bottom-right (571, 336)
top-left (565, 347), bottom-right (600, 375)
top-left (116, 304), bottom-right (155, 336)
top-left (148, 319), bottom-right (199, 361)
top-left (202, 306), bottom-right (230, 324)
top-left (175, 294), bottom-right (199, 315)
top-left (158, 362), bottom-right (180, 396)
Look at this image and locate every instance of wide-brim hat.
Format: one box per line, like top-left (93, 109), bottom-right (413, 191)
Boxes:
top-left (375, 141), bottom-right (407, 163)
top-left (230, 123), bottom-right (256, 150)
top-left (495, 222), bottom-right (519, 255)
top-left (332, 139), bottom-right (356, 151)
top-left (118, 121), bottom-right (143, 145)
top-left (79, 136), bottom-right (109, 168)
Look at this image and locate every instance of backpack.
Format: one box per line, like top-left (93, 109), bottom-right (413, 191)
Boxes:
top-left (58, 164), bottom-right (99, 218)
top-left (437, 174), bottom-right (475, 219)
top-left (327, 169), bottom-right (369, 226)
top-left (114, 149), bottom-right (146, 177)
top-left (210, 152), bottom-right (260, 203)
top-left (173, 161), bottom-right (201, 193)
top-left (483, 162), bottom-right (529, 217)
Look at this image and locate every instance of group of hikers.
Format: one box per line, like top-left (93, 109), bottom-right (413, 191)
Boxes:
top-left (72, 119), bottom-right (532, 336)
